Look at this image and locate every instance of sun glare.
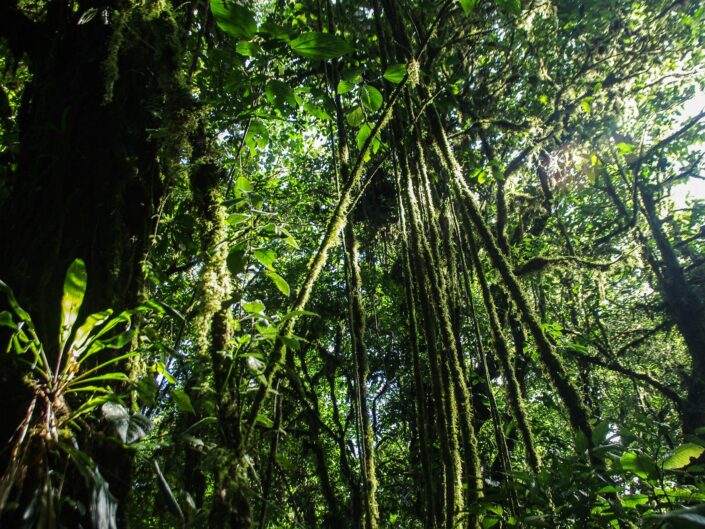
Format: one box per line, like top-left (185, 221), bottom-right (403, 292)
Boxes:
top-left (670, 88), bottom-right (705, 208)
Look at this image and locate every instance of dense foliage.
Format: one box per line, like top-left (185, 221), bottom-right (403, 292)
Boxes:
top-left (1, 0), bottom-right (705, 528)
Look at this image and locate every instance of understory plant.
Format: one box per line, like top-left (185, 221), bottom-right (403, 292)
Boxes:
top-left (0, 259), bottom-right (153, 528)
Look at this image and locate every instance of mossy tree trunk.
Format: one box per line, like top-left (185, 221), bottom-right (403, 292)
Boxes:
top-left (0, 2), bottom-right (192, 525)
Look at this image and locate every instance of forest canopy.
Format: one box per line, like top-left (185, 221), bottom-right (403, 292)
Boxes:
top-left (1, 0), bottom-right (705, 528)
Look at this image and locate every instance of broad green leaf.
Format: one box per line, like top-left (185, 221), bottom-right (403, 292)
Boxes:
top-left (265, 271), bottom-right (290, 296)
top-left (227, 247), bottom-right (247, 276)
top-left (357, 123), bottom-right (372, 151)
top-left (256, 325), bottom-right (277, 342)
top-left (346, 107), bottom-right (365, 127)
top-left (290, 32), bottom-right (354, 60)
top-left (259, 223), bottom-right (278, 238)
top-left (581, 100), bottom-right (591, 114)
top-left (458, 0), bottom-right (478, 15)
top-left (622, 494), bottom-right (650, 509)
top-left (72, 310), bottom-right (113, 354)
top-left (236, 41), bottom-right (259, 57)
top-left (243, 300), bottom-right (266, 313)
top-left (210, 0), bottom-right (257, 39)
top-left (253, 249), bottom-right (277, 270)
top-left (663, 443), bottom-right (705, 470)
top-left (383, 64), bottom-right (406, 84)
top-left (337, 79), bottom-right (356, 94)
top-left (59, 258), bottom-right (88, 351)
top-left (227, 213), bottom-right (250, 225)
top-left (266, 80), bottom-right (298, 111)
top-left (360, 85), bottom-right (383, 112)
top-left (236, 176), bottom-right (253, 192)
top-left (172, 389), bottom-right (196, 414)
top-left (620, 451), bottom-right (656, 478)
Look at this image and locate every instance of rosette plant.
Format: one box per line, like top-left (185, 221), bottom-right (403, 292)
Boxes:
top-left (0, 259), bottom-right (152, 528)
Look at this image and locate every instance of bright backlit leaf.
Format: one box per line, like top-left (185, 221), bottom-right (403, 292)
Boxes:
top-left (254, 249), bottom-right (277, 270)
top-left (383, 63), bottom-right (406, 84)
top-left (210, 0), bottom-right (257, 39)
top-left (265, 271), bottom-right (290, 296)
top-left (458, 0), bottom-right (478, 15)
top-left (60, 258), bottom-right (88, 351)
top-left (663, 443), bottom-right (705, 470)
top-left (290, 32), bottom-right (354, 60)
top-left (360, 85), bottom-right (383, 112)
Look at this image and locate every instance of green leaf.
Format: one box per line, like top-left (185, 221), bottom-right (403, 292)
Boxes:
top-left (360, 85), bottom-right (383, 112)
top-left (341, 68), bottom-right (363, 83)
top-left (236, 40), bottom-right (259, 57)
top-left (253, 249), bottom-right (277, 270)
top-left (663, 443), bottom-right (705, 470)
top-left (592, 420), bottom-right (611, 446)
top-left (236, 176), bottom-right (253, 192)
top-left (265, 271), bottom-right (290, 296)
top-left (227, 213), bottom-right (250, 225)
top-left (337, 79), bottom-right (356, 94)
top-left (243, 300), bottom-right (266, 313)
top-left (156, 361), bottom-right (176, 384)
top-left (458, 0), bottom-right (478, 15)
top-left (616, 142), bottom-right (635, 155)
top-left (210, 0), bottom-right (257, 39)
top-left (281, 335), bottom-right (300, 350)
top-left (278, 226), bottom-right (300, 249)
top-left (346, 107), bottom-right (365, 127)
top-left (0, 311), bottom-right (16, 329)
top-left (172, 389), bottom-right (196, 414)
top-left (620, 451), bottom-right (656, 478)
top-left (357, 123), bottom-right (372, 151)
top-left (0, 280), bottom-right (31, 323)
top-left (303, 101), bottom-right (332, 121)
top-left (290, 32), bottom-right (354, 60)
top-left (581, 100), bottom-right (591, 114)
top-left (256, 413), bottom-right (274, 428)
top-left (72, 310), bottom-right (113, 354)
top-left (60, 258), bottom-right (88, 351)
top-left (266, 80), bottom-right (298, 111)
top-left (383, 63), bottom-right (406, 84)
top-left (227, 247), bottom-right (247, 276)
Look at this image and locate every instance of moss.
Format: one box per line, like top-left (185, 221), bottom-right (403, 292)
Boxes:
top-left (425, 104), bottom-right (594, 447)
top-left (466, 229), bottom-right (541, 472)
